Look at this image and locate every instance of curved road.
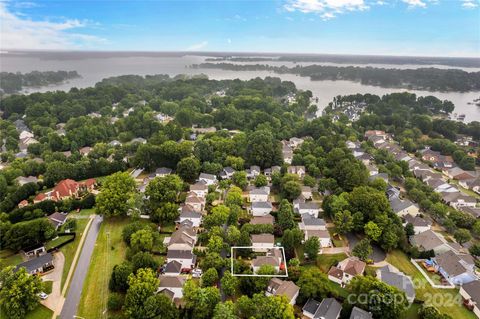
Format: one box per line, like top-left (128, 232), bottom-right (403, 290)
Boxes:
top-left (60, 215), bottom-right (103, 319)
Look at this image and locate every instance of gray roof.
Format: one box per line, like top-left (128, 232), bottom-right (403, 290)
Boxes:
top-left (155, 167), bottom-right (172, 175)
top-left (223, 167), bottom-right (235, 174)
top-left (250, 188), bottom-right (269, 195)
top-left (167, 250), bottom-right (195, 260)
top-left (389, 197), bottom-right (417, 213)
top-left (462, 280), bottom-right (480, 304)
top-left (411, 230), bottom-right (445, 251)
top-left (164, 260), bottom-right (182, 274)
top-left (199, 173), bottom-right (216, 180)
top-left (302, 298), bottom-right (322, 315)
top-left (16, 253), bottom-right (53, 273)
top-left (378, 268), bottom-right (415, 300)
top-left (460, 206), bottom-right (480, 218)
top-left (302, 215), bottom-right (326, 226)
top-left (180, 209), bottom-right (202, 219)
top-left (298, 202), bottom-right (319, 210)
top-left (251, 201), bottom-right (273, 210)
top-left (314, 298), bottom-right (342, 319)
top-left (350, 307), bottom-right (373, 319)
top-left (404, 215), bottom-right (430, 227)
top-left (435, 251), bottom-right (471, 277)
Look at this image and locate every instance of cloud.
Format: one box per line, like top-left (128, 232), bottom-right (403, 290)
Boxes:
top-left (462, 0), bottom-right (478, 8)
top-left (0, 2), bottom-right (106, 50)
top-left (186, 41), bottom-right (208, 51)
top-left (284, 0), bottom-right (368, 20)
top-left (402, 0), bottom-right (426, 8)
top-left (227, 38), bottom-right (232, 44)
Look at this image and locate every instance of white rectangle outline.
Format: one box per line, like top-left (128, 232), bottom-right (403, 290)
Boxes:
top-left (230, 246), bottom-right (289, 277)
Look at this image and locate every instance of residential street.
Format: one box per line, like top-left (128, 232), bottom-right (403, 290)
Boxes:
top-left (60, 215), bottom-right (103, 319)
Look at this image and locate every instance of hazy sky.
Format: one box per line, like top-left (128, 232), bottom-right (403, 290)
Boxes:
top-left (1, 0), bottom-right (479, 57)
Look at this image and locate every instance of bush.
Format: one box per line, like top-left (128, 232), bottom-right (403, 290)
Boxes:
top-left (107, 293), bottom-right (124, 311)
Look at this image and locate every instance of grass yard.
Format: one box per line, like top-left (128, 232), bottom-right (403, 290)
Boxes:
top-left (77, 217), bottom-right (131, 319)
top-left (0, 304), bottom-right (53, 319)
top-left (42, 280), bottom-right (53, 294)
top-left (327, 228), bottom-right (347, 247)
top-left (414, 261), bottom-right (444, 285)
top-left (402, 303), bottom-right (421, 319)
top-left (60, 217), bottom-right (90, 289)
top-left (386, 250), bottom-right (476, 319)
top-left (0, 249), bottom-right (23, 268)
top-left (316, 253), bottom-right (347, 273)
top-left (45, 234), bottom-right (74, 250)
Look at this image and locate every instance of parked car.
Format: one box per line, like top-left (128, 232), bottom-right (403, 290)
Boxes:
top-left (38, 292), bottom-right (48, 300)
top-left (192, 268), bottom-right (203, 278)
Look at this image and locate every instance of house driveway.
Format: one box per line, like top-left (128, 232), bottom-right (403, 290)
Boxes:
top-left (41, 251), bottom-right (65, 311)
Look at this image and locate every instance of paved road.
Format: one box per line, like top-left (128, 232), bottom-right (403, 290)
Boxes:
top-left (60, 215), bottom-right (103, 319)
top-left (346, 232), bottom-right (386, 263)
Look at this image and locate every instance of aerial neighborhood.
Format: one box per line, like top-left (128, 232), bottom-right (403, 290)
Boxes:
top-left (0, 76), bottom-right (479, 319)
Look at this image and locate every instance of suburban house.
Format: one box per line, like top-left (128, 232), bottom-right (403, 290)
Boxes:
top-left (219, 167), bottom-right (235, 179)
top-left (386, 185), bottom-right (401, 199)
top-left (349, 307), bottom-right (373, 319)
top-left (79, 146), bottom-right (92, 156)
top-left (287, 166), bottom-right (306, 178)
top-left (366, 165), bottom-right (379, 176)
top-left (432, 251), bottom-right (477, 286)
top-left (251, 234), bottom-right (275, 252)
top-left (47, 212), bottom-right (68, 230)
top-left (420, 149), bottom-right (441, 162)
top-left (250, 201), bottom-right (273, 217)
top-left (289, 137), bottom-right (305, 149)
top-left (249, 187), bottom-right (270, 202)
top-left (441, 192), bottom-right (477, 209)
top-left (365, 130), bottom-right (388, 140)
top-left (163, 260), bottom-right (182, 276)
top-left (33, 178), bottom-right (96, 203)
top-left (18, 199), bottom-right (29, 208)
top-left (153, 167), bottom-right (172, 178)
top-left (283, 148), bottom-right (293, 164)
top-left (246, 166), bottom-right (261, 179)
top-left (403, 215), bottom-right (431, 234)
top-left (328, 257), bottom-right (366, 287)
top-left (297, 202), bottom-right (321, 218)
top-left (460, 206), bottom-right (480, 219)
top-left (252, 249), bottom-right (283, 273)
top-left (158, 276), bottom-right (186, 300)
top-left (166, 250), bottom-right (197, 269)
top-left (177, 205), bottom-right (202, 227)
top-left (298, 214), bottom-right (326, 231)
top-left (460, 280), bottom-right (480, 318)
top-left (302, 298), bottom-right (342, 319)
top-left (410, 230), bottom-right (454, 255)
top-left (250, 215), bottom-right (274, 225)
top-left (264, 166), bottom-right (281, 179)
top-left (265, 278), bottom-right (300, 305)
top-left (301, 186), bottom-right (313, 200)
top-left (426, 178), bottom-right (458, 193)
top-left (15, 253), bottom-right (54, 275)
top-left (447, 167), bottom-right (476, 181)
top-left (198, 173), bottom-right (217, 185)
top-left (389, 197), bottom-right (419, 217)
top-left (376, 265), bottom-right (415, 303)
top-left (185, 194), bottom-right (205, 211)
top-left (304, 228), bottom-right (331, 249)
top-left (23, 244), bottom-right (46, 258)
top-left (189, 182), bottom-right (208, 198)
top-left (166, 226), bottom-right (197, 251)
top-left (460, 177), bottom-right (480, 194)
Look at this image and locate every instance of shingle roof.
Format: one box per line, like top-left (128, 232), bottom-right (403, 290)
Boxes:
top-left (250, 215), bottom-right (274, 225)
top-left (435, 251), bottom-right (471, 277)
top-left (16, 253), bottom-right (53, 273)
top-left (303, 298), bottom-right (322, 315)
top-left (411, 230), bottom-right (446, 251)
top-left (378, 268), bottom-right (415, 300)
top-left (350, 306), bottom-right (373, 319)
top-left (164, 260), bottom-right (182, 274)
top-left (167, 250), bottom-right (195, 259)
top-left (314, 298), bottom-right (342, 319)
top-left (462, 280), bottom-right (480, 304)
top-left (159, 276), bottom-right (185, 288)
top-left (251, 234), bottom-right (274, 244)
top-left (251, 201), bottom-right (273, 209)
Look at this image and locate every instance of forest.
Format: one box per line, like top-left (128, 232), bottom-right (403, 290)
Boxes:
top-left (0, 70), bottom-right (80, 94)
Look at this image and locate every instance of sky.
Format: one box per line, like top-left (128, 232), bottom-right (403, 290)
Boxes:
top-left (0, 0), bottom-right (479, 57)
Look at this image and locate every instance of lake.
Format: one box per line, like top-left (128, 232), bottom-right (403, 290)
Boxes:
top-left (1, 53), bottom-right (479, 122)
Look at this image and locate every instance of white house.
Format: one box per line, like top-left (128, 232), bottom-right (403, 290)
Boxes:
top-left (301, 186), bottom-right (313, 200)
top-left (249, 187), bottom-right (269, 202)
top-left (297, 202), bottom-right (320, 218)
top-left (220, 167), bottom-right (236, 179)
top-left (198, 173), bottom-right (217, 186)
top-left (389, 197), bottom-right (419, 217)
top-left (158, 276), bottom-right (186, 300)
top-left (250, 201), bottom-right (273, 217)
top-left (251, 234), bottom-right (274, 252)
top-left (178, 205), bottom-right (202, 227)
top-left (252, 249), bottom-right (283, 273)
top-left (190, 182), bottom-right (208, 198)
top-left (304, 229), bottom-right (332, 249)
top-left (287, 166), bottom-right (306, 178)
top-left (265, 278), bottom-right (300, 305)
top-left (433, 251), bottom-right (477, 286)
top-left (403, 215), bottom-right (431, 235)
top-left (166, 250), bottom-right (197, 269)
top-left (328, 257), bottom-right (366, 287)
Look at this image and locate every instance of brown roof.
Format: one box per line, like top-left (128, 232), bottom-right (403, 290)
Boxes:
top-left (268, 279), bottom-right (299, 301)
top-left (306, 229), bottom-right (330, 239)
top-left (251, 234), bottom-right (274, 244)
top-left (328, 266), bottom-right (343, 279)
top-left (462, 281), bottom-right (480, 304)
top-left (252, 256), bottom-right (280, 267)
top-left (250, 215), bottom-right (274, 225)
top-left (340, 257), bottom-right (366, 276)
top-left (159, 276), bottom-right (185, 288)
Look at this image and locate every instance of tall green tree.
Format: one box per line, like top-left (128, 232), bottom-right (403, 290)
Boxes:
top-left (96, 171), bottom-right (137, 217)
top-left (124, 268), bottom-right (160, 319)
top-left (277, 199), bottom-right (295, 230)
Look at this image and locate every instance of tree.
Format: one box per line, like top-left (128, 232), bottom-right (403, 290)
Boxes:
top-left (145, 174), bottom-right (183, 209)
top-left (364, 221), bottom-right (382, 241)
top-left (207, 235), bottom-right (224, 254)
top-left (454, 228), bottom-right (472, 244)
top-left (469, 243), bottom-right (480, 256)
top-left (213, 301), bottom-right (237, 319)
top-left (130, 229), bottom-right (155, 252)
top-left (418, 306), bottom-right (452, 319)
top-left (245, 130), bottom-right (282, 168)
top-left (124, 268), bottom-right (160, 319)
top-left (131, 252), bottom-right (159, 272)
top-left (109, 262), bottom-right (133, 292)
top-left (3, 218), bottom-right (56, 251)
top-left (304, 236), bottom-right (320, 260)
top-left (232, 171), bottom-right (248, 190)
top-left (224, 156), bottom-right (245, 170)
top-left (225, 186), bottom-right (243, 207)
top-left (201, 268), bottom-right (219, 287)
top-left (220, 271), bottom-right (239, 297)
top-left (277, 199), bottom-right (295, 230)
top-left (282, 180), bottom-right (301, 201)
top-left (333, 210), bottom-right (353, 234)
top-left (297, 268), bottom-right (330, 302)
top-left (200, 252), bottom-right (225, 271)
top-left (184, 280), bottom-right (221, 319)
top-left (303, 175), bottom-right (316, 188)
top-left (254, 174), bottom-right (268, 187)
top-left (0, 266), bottom-right (42, 319)
top-left (203, 205), bottom-right (230, 229)
top-left (96, 171), bottom-right (137, 217)
top-left (177, 156), bottom-right (201, 183)
top-left (151, 202), bottom-right (180, 224)
top-left (225, 225), bottom-right (241, 245)
top-left (352, 238), bottom-right (373, 261)
top-left (143, 293), bottom-right (179, 319)
top-left (346, 276), bottom-right (408, 319)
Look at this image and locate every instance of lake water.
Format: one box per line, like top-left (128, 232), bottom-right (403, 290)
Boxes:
top-left (1, 53), bottom-right (479, 122)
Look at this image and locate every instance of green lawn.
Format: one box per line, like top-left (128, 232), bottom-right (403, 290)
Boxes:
top-left (42, 280), bottom-right (53, 294)
top-left (327, 228), bottom-right (347, 247)
top-left (386, 250), bottom-right (476, 319)
top-left (0, 249), bottom-right (23, 268)
top-left (0, 304), bottom-right (53, 319)
top-left (78, 217), bottom-right (131, 319)
top-left (60, 217), bottom-right (90, 289)
top-left (402, 303), bottom-right (421, 319)
top-left (316, 253), bottom-right (347, 273)
top-left (45, 234), bottom-right (74, 250)
top-left (414, 261), bottom-right (443, 285)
